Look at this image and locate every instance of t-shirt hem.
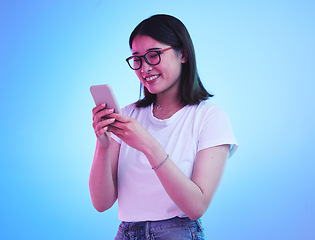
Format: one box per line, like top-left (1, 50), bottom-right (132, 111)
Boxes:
top-left (118, 213), bottom-right (188, 222)
top-left (198, 140), bottom-right (238, 158)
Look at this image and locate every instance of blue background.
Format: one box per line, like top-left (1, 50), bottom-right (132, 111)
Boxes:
top-left (0, 0), bottom-right (314, 239)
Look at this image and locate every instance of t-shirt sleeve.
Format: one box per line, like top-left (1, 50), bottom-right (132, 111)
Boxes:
top-left (197, 105), bottom-right (238, 157)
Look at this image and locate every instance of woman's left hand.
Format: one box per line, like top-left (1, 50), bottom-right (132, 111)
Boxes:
top-left (108, 113), bottom-right (156, 153)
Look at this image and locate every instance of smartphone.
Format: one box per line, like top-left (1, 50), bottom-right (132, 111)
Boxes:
top-left (90, 84), bottom-right (121, 114)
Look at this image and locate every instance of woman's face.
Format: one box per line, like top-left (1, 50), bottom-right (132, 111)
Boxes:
top-left (131, 35), bottom-right (185, 96)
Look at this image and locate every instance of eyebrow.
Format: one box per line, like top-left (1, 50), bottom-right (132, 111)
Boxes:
top-left (132, 47), bottom-right (162, 55)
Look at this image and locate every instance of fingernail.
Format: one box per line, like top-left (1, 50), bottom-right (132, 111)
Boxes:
top-left (108, 118), bottom-right (115, 123)
top-left (109, 109), bottom-right (114, 113)
top-left (101, 103), bottom-right (106, 107)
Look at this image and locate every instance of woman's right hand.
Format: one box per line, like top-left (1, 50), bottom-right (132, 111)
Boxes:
top-left (92, 103), bottom-right (115, 148)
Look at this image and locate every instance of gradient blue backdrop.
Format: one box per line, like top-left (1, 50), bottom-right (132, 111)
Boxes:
top-left (1, 0), bottom-right (314, 239)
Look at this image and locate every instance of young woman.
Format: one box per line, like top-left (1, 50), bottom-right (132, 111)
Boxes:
top-left (90, 14), bottom-right (238, 240)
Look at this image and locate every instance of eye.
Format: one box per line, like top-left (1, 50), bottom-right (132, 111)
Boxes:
top-left (147, 52), bottom-right (159, 58)
top-left (133, 57), bottom-right (141, 62)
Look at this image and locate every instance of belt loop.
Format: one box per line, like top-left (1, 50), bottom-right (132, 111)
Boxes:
top-left (145, 221), bottom-right (151, 239)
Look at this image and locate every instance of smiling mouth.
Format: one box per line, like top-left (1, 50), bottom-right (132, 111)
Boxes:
top-left (145, 74), bottom-right (160, 81)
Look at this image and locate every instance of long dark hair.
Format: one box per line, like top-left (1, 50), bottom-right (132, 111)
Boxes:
top-left (129, 14), bottom-right (213, 108)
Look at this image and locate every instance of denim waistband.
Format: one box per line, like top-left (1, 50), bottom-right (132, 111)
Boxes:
top-left (120, 217), bottom-right (203, 233)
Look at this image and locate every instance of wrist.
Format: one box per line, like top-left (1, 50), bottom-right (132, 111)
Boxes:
top-left (142, 139), bottom-right (167, 168)
top-left (152, 154), bottom-right (169, 170)
top-left (97, 139), bottom-right (111, 152)
top-left (142, 138), bottom-right (161, 157)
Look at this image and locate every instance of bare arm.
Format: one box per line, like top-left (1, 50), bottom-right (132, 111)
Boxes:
top-left (143, 139), bottom-right (229, 220)
top-left (89, 139), bottom-right (120, 212)
top-left (149, 144), bottom-right (229, 220)
top-left (109, 113), bottom-right (229, 220)
top-left (89, 104), bottom-right (120, 212)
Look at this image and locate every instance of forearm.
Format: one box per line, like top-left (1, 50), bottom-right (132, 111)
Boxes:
top-left (89, 141), bottom-right (117, 212)
top-left (143, 142), bottom-right (210, 220)
top-left (157, 160), bottom-right (208, 220)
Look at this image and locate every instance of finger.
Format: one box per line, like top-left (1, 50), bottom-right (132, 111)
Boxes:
top-left (94, 108), bottom-right (115, 122)
top-left (92, 103), bottom-right (106, 116)
top-left (96, 118), bottom-right (115, 130)
top-left (109, 113), bottom-right (130, 123)
top-left (108, 120), bottom-right (131, 137)
top-left (96, 126), bottom-right (108, 137)
top-left (109, 120), bottom-right (125, 130)
top-left (94, 118), bottom-right (115, 132)
top-left (108, 125), bottom-right (122, 137)
top-left (93, 104), bottom-right (106, 121)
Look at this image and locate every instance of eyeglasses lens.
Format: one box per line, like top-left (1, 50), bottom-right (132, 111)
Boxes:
top-left (129, 57), bottom-right (141, 70)
top-left (128, 51), bottom-right (161, 70)
top-left (145, 52), bottom-right (160, 65)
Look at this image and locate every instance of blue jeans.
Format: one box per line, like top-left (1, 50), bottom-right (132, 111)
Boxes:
top-left (114, 217), bottom-right (206, 240)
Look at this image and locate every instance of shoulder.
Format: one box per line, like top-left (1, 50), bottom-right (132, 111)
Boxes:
top-left (188, 100), bottom-right (231, 128)
top-left (198, 100), bottom-right (222, 110)
top-left (194, 101), bottom-right (238, 155)
top-left (191, 100), bottom-right (226, 117)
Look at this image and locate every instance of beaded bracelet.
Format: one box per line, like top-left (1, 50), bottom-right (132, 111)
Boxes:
top-left (152, 154), bottom-right (169, 171)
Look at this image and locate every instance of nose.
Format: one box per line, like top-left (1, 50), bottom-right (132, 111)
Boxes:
top-left (140, 60), bottom-right (152, 73)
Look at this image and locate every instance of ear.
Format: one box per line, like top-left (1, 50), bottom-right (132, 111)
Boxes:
top-left (180, 48), bottom-right (188, 63)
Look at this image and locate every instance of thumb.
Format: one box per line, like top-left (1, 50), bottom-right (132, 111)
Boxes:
top-left (109, 113), bottom-right (129, 123)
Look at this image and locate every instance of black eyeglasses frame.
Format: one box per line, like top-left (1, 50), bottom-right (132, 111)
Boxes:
top-left (126, 47), bottom-right (173, 70)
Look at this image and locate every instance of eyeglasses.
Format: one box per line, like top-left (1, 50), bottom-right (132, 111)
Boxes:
top-left (126, 47), bottom-right (173, 70)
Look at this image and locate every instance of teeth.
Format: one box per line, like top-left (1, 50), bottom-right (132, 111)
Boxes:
top-left (146, 75), bottom-right (160, 81)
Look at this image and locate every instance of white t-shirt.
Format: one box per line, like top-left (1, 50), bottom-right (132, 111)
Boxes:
top-left (112, 100), bottom-right (238, 221)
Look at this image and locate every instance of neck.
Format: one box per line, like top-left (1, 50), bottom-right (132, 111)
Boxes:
top-left (154, 98), bottom-right (185, 113)
top-left (155, 100), bottom-right (178, 110)
top-left (155, 94), bottom-right (182, 108)
top-left (153, 98), bottom-right (185, 120)
top-left (155, 91), bottom-right (181, 104)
